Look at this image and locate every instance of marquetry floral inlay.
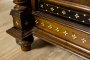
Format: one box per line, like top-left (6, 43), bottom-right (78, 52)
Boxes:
top-left (48, 25), bottom-right (53, 29)
top-left (69, 17), bottom-right (71, 18)
top-left (16, 21), bottom-right (19, 26)
top-left (88, 18), bottom-right (90, 21)
top-left (63, 31), bottom-right (68, 36)
top-left (40, 4), bottom-right (43, 8)
top-left (82, 20), bottom-right (85, 23)
top-left (68, 10), bottom-right (71, 12)
top-left (62, 10), bottom-right (66, 15)
top-left (50, 7), bottom-right (54, 11)
top-left (46, 4), bottom-right (49, 6)
top-left (81, 38), bottom-right (87, 43)
top-left (83, 14), bottom-right (86, 16)
top-left (35, 20), bottom-right (38, 24)
top-left (75, 13), bottom-right (79, 18)
top-left (57, 13), bottom-right (59, 15)
top-left (46, 10), bottom-right (48, 11)
top-left (57, 7), bottom-right (59, 9)
top-left (72, 34), bottom-right (77, 39)
top-left (41, 22), bottom-right (45, 26)
top-left (35, 19), bottom-right (88, 44)
top-left (55, 28), bottom-right (60, 32)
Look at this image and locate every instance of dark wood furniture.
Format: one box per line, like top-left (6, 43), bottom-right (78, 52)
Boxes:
top-left (7, 0), bottom-right (90, 59)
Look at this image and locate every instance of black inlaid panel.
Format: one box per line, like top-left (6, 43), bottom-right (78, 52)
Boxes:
top-left (39, 2), bottom-right (90, 26)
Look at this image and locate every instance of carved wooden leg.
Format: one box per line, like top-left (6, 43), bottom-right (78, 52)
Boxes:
top-left (7, 0), bottom-right (35, 51)
top-left (7, 27), bottom-right (34, 51)
top-left (16, 35), bottom-right (34, 51)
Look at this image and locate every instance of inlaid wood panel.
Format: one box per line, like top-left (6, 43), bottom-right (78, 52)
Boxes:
top-left (33, 12), bottom-right (90, 51)
top-left (39, 2), bottom-right (90, 25)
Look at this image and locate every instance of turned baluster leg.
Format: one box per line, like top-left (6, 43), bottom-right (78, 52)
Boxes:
top-left (7, 0), bottom-right (35, 51)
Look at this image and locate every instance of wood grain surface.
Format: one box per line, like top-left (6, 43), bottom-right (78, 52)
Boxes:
top-left (0, 0), bottom-right (85, 60)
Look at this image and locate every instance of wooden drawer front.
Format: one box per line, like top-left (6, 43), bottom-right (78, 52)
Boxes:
top-left (35, 16), bottom-right (90, 51)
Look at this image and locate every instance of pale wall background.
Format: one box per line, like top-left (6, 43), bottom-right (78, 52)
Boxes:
top-left (0, 0), bottom-right (85, 60)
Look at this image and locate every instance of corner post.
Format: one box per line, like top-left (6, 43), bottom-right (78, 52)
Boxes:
top-left (7, 0), bottom-right (36, 51)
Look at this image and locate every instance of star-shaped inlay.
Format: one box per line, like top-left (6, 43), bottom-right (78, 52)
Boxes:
top-left (57, 7), bottom-right (59, 9)
top-left (68, 10), bottom-right (71, 12)
top-left (72, 34), bottom-right (77, 39)
top-left (82, 20), bottom-right (85, 23)
top-left (62, 10), bottom-right (66, 15)
top-left (88, 18), bottom-right (90, 21)
top-left (46, 4), bottom-right (49, 6)
top-left (63, 31), bottom-right (68, 36)
top-left (81, 38), bottom-right (87, 43)
top-left (55, 28), bottom-right (60, 32)
top-left (69, 17), bottom-right (71, 18)
top-left (48, 25), bottom-right (52, 29)
top-left (40, 4), bottom-right (43, 8)
top-left (50, 7), bottom-right (54, 11)
top-left (45, 10), bottom-right (47, 11)
top-left (75, 13), bottom-right (79, 18)
top-left (57, 13), bottom-right (59, 15)
top-left (83, 14), bottom-right (86, 16)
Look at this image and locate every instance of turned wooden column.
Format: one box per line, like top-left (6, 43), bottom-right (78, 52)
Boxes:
top-left (7, 0), bottom-right (35, 51)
